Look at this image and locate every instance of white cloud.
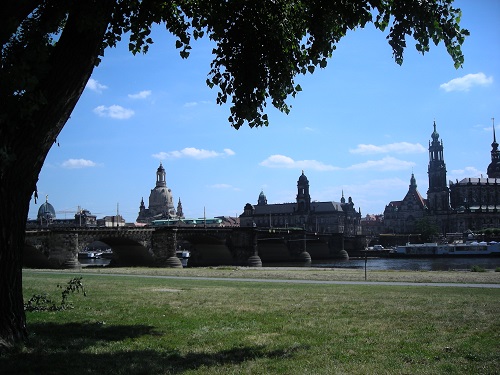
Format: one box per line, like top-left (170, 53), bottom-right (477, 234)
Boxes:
top-left (350, 142), bottom-right (426, 155)
top-left (259, 154), bottom-right (338, 171)
top-left (93, 105), bottom-right (134, 119)
top-left (61, 159), bottom-right (97, 169)
top-left (347, 156), bottom-right (415, 171)
top-left (449, 166), bottom-right (484, 180)
top-left (128, 90), bottom-right (151, 99)
top-left (152, 147), bottom-right (235, 160)
top-left (86, 78), bottom-right (107, 93)
top-left (440, 72), bottom-right (493, 92)
top-left (183, 100), bottom-right (211, 108)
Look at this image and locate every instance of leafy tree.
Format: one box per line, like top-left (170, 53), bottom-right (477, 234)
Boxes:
top-left (415, 217), bottom-right (440, 243)
top-left (0, 0), bottom-right (468, 349)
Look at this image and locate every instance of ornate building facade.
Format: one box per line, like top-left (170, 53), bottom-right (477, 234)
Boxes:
top-left (136, 163), bottom-right (184, 223)
top-left (27, 196), bottom-right (97, 227)
top-left (240, 171), bottom-right (362, 235)
top-left (383, 173), bottom-right (427, 234)
top-left (383, 121), bottom-right (500, 235)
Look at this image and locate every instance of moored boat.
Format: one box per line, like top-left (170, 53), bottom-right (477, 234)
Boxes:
top-left (390, 241), bottom-right (500, 257)
top-left (176, 249), bottom-right (190, 267)
top-left (78, 251), bottom-right (102, 259)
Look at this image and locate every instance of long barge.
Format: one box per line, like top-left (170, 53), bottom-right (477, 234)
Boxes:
top-left (391, 241), bottom-right (500, 257)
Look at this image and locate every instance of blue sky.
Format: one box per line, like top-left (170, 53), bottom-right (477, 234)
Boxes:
top-left (29, 1), bottom-right (500, 222)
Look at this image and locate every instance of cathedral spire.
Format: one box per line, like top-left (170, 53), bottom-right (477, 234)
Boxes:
top-left (487, 117), bottom-right (500, 178)
top-left (427, 120), bottom-right (449, 212)
top-left (492, 117), bottom-right (497, 147)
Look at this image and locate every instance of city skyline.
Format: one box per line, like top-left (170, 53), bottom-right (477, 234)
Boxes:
top-left (28, 0), bottom-right (499, 222)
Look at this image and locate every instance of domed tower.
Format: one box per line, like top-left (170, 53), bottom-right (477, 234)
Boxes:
top-left (487, 119), bottom-right (500, 178)
top-left (296, 170), bottom-right (311, 212)
top-left (148, 163), bottom-right (176, 218)
top-left (257, 190), bottom-right (267, 205)
top-left (156, 163), bottom-right (166, 188)
top-left (427, 121), bottom-right (449, 212)
top-left (37, 195), bottom-right (56, 224)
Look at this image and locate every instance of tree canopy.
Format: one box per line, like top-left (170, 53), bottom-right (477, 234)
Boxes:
top-left (0, 0), bottom-right (468, 349)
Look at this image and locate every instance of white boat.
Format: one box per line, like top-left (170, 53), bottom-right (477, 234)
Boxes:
top-left (176, 249), bottom-right (190, 267)
top-left (392, 241), bottom-right (500, 257)
top-left (78, 251), bottom-right (102, 259)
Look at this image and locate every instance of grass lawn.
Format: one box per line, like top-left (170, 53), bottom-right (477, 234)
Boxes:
top-left (1, 269), bottom-right (499, 374)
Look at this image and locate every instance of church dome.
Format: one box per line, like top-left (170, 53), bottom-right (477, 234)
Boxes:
top-left (298, 170), bottom-right (309, 183)
top-left (37, 199), bottom-right (56, 221)
top-left (149, 186), bottom-right (175, 216)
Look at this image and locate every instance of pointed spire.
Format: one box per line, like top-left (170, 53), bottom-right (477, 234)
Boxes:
top-left (431, 119), bottom-right (440, 142)
top-left (410, 173), bottom-right (417, 190)
top-left (487, 117), bottom-right (500, 178)
top-left (492, 117), bottom-right (498, 148)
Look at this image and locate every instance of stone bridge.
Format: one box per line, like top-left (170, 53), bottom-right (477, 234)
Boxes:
top-left (24, 226), bottom-right (351, 269)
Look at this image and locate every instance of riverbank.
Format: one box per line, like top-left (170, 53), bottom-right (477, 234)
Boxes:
top-left (72, 265), bottom-right (500, 284)
top-left (7, 269), bottom-right (499, 374)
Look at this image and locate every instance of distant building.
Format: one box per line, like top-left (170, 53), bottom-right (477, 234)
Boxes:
top-left (74, 208), bottom-right (97, 226)
top-left (37, 196), bottom-right (56, 224)
top-left (216, 216), bottom-right (240, 227)
top-left (383, 173), bottom-right (427, 234)
top-left (383, 121), bottom-right (500, 236)
top-left (97, 215), bottom-right (125, 227)
top-left (28, 197), bottom-right (97, 227)
top-left (137, 163), bottom-right (184, 223)
top-left (361, 214), bottom-right (385, 236)
top-left (240, 171), bottom-right (362, 235)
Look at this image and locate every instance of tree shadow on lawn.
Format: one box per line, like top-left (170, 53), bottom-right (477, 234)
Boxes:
top-left (1, 322), bottom-right (306, 374)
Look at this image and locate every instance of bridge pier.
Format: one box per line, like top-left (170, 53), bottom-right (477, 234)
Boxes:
top-left (247, 231), bottom-right (262, 267)
top-left (48, 232), bottom-right (81, 269)
top-left (300, 234), bottom-right (312, 265)
top-left (152, 228), bottom-right (182, 268)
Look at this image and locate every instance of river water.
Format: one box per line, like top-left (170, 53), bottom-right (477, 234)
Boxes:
top-left (307, 257), bottom-right (500, 271)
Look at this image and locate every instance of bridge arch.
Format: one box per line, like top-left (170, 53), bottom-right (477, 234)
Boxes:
top-left (85, 237), bottom-right (154, 266)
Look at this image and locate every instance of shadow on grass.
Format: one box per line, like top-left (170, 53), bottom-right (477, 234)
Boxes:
top-left (1, 322), bottom-right (305, 374)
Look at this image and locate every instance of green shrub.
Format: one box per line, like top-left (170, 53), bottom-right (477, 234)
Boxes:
top-left (24, 277), bottom-right (86, 311)
top-left (470, 265), bottom-right (486, 272)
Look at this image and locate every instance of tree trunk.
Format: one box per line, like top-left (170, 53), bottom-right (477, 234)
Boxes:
top-left (0, 165), bottom-right (36, 348)
top-left (0, 1), bottom-right (114, 350)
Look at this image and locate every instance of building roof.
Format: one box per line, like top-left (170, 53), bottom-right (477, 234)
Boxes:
top-left (251, 201), bottom-right (343, 215)
top-left (451, 177), bottom-right (500, 186)
top-left (403, 189), bottom-right (427, 209)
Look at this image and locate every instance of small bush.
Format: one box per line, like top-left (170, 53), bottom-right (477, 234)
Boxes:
top-left (495, 267), bottom-right (500, 272)
top-left (470, 265), bottom-right (486, 273)
top-left (24, 277), bottom-right (86, 312)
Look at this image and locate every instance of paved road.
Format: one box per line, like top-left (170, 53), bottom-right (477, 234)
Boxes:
top-left (30, 270), bottom-right (500, 288)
